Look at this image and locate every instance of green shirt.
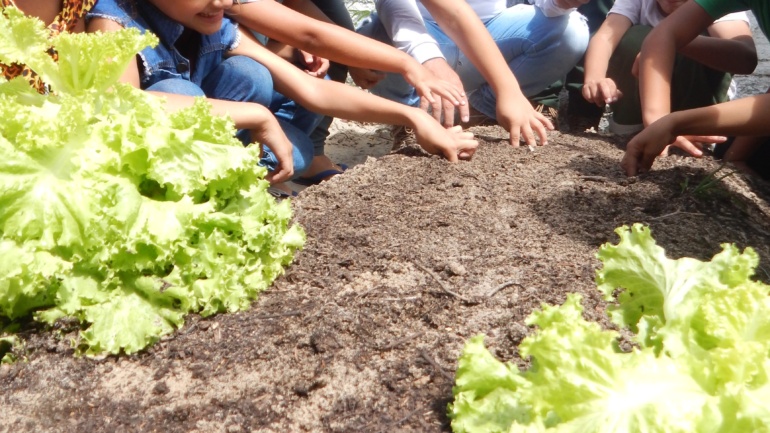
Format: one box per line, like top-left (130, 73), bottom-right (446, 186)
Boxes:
top-left (695, 0), bottom-right (770, 39)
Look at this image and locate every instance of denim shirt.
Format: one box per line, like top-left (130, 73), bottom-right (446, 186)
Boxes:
top-left (87, 0), bottom-right (240, 89)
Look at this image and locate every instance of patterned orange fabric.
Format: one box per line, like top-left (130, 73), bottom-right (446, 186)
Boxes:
top-left (0, 0), bottom-right (96, 92)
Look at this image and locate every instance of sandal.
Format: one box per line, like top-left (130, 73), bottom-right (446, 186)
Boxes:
top-left (292, 163), bottom-right (348, 186)
top-left (267, 186), bottom-right (298, 200)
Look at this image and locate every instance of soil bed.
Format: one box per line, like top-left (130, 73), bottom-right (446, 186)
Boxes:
top-left (3, 120), bottom-right (770, 433)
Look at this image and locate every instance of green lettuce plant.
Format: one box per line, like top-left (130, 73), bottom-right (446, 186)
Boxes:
top-left (449, 224), bottom-right (770, 432)
top-left (0, 8), bottom-right (304, 355)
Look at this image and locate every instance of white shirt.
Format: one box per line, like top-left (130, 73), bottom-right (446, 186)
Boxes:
top-left (375, 0), bottom-right (577, 64)
top-left (608, 0), bottom-right (748, 27)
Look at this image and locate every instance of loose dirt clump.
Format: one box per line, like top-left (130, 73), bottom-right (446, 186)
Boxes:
top-left (3, 121), bottom-right (770, 433)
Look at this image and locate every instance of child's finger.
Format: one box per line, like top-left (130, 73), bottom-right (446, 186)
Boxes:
top-left (532, 120), bottom-right (549, 146)
top-left (419, 95), bottom-right (434, 116)
top-left (672, 137), bottom-right (703, 157)
top-left (520, 125), bottom-right (537, 148)
top-left (686, 135), bottom-right (727, 144)
top-left (457, 101), bottom-right (470, 124)
top-left (509, 128), bottom-right (521, 148)
top-left (266, 163), bottom-right (293, 184)
top-left (620, 145), bottom-right (643, 176)
top-left (442, 99), bottom-right (457, 128)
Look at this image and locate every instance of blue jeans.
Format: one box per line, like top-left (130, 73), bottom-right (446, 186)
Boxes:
top-left (358, 5), bottom-right (589, 119)
top-left (146, 55), bottom-right (315, 176)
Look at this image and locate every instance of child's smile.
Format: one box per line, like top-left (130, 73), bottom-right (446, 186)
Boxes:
top-left (149, 0), bottom-right (233, 34)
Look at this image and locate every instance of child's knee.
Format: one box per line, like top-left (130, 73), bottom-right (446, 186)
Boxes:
top-left (145, 78), bottom-right (205, 96)
top-left (356, 13), bottom-right (391, 44)
top-left (560, 12), bottom-right (590, 59)
top-left (218, 56), bottom-right (274, 106)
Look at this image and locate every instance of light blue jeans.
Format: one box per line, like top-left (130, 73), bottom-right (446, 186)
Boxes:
top-left (357, 4), bottom-right (589, 119)
top-left (146, 55), bottom-right (316, 176)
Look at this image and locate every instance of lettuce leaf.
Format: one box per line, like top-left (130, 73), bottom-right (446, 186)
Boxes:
top-left (0, 10), bottom-right (304, 355)
top-left (450, 225), bottom-right (770, 432)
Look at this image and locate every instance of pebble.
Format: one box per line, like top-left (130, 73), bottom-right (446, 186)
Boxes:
top-left (445, 262), bottom-right (467, 276)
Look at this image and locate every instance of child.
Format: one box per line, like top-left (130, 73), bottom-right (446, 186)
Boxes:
top-left (229, 0), bottom-right (471, 184)
top-left (1, 0), bottom-right (95, 92)
top-left (356, 0), bottom-right (591, 148)
top-left (621, 0), bottom-right (769, 176)
top-left (621, 94), bottom-right (770, 176)
top-left (87, 0), bottom-right (478, 191)
top-left (582, 0), bottom-right (755, 135)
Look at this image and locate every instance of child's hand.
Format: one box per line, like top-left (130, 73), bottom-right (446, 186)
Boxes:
top-left (661, 135), bottom-right (727, 157)
top-left (621, 118), bottom-right (724, 175)
top-left (349, 67), bottom-right (385, 89)
top-left (413, 58), bottom-right (470, 128)
top-left (582, 78), bottom-right (622, 106)
top-left (495, 93), bottom-right (553, 148)
top-left (411, 113), bottom-right (478, 162)
top-left (250, 117), bottom-right (295, 184)
top-left (295, 49), bottom-right (329, 78)
top-left (621, 121), bottom-right (675, 176)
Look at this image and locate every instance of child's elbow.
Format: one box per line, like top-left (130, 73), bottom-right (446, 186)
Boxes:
top-left (733, 40), bottom-right (758, 74)
top-left (729, 54), bottom-right (758, 75)
top-left (736, 50), bottom-right (759, 75)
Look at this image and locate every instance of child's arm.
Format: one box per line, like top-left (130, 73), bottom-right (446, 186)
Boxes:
top-left (675, 19), bottom-right (756, 74)
top-left (637, 0), bottom-right (720, 155)
top-left (621, 93), bottom-right (770, 175)
top-left (583, 13), bottom-right (632, 106)
top-left (230, 31), bottom-right (478, 162)
top-left (264, 39), bottom-right (330, 78)
top-left (14, 0), bottom-right (86, 31)
top-left (722, 86), bottom-right (770, 171)
top-left (232, 0), bottom-right (468, 123)
top-left (375, 0), bottom-right (467, 127)
top-left (418, 0), bottom-right (556, 147)
top-left (638, 1), bottom-right (715, 126)
top-left (87, 18), bottom-right (295, 183)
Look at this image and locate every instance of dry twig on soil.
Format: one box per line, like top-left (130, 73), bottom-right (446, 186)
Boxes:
top-left (254, 311), bottom-right (302, 320)
top-left (375, 332), bottom-right (424, 351)
top-left (487, 280), bottom-right (523, 297)
top-left (650, 210), bottom-right (705, 220)
top-left (418, 349), bottom-right (454, 381)
top-left (413, 262), bottom-right (475, 304)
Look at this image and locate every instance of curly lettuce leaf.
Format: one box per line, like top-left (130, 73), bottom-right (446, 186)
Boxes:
top-left (449, 335), bottom-right (531, 433)
top-left (450, 296), bottom-right (718, 433)
top-left (0, 240), bottom-right (71, 319)
top-left (0, 7), bottom-right (157, 94)
top-left (0, 13), bottom-right (304, 356)
top-left (452, 227), bottom-right (770, 432)
top-left (0, 7), bottom-right (53, 73)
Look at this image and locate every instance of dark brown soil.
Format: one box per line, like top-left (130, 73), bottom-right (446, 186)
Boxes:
top-left (3, 122), bottom-right (770, 433)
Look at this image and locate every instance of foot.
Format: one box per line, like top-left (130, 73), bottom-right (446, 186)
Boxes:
top-left (292, 155), bottom-right (348, 186)
top-left (267, 182), bottom-right (297, 200)
top-left (306, 155), bottom-right (345, 180)
top-left (390, 125), bottom-right (414, 150)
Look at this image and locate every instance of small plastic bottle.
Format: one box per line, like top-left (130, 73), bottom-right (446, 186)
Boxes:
top-left (598, 104), bottom-right (612, 135)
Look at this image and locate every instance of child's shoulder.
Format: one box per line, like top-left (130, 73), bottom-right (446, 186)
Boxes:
top-left (88, 0), bottom-right (136, 25)
top-left (89, 0), bottom-right (137, 16)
